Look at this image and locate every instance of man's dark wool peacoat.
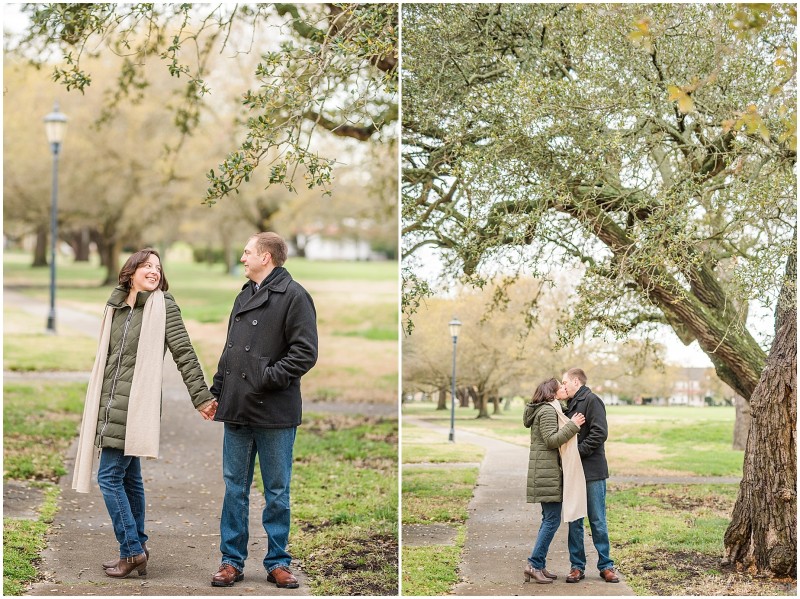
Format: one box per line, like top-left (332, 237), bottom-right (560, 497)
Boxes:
top-left (564, 385), bottom-right (609, 481)
top-left (210, 266), bottom-right (318, 428)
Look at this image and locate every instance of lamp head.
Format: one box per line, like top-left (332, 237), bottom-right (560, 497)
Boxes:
top-left (448, 317), bottom-right (462, 340)
top-left (43, 101), bottom-right (68, 146)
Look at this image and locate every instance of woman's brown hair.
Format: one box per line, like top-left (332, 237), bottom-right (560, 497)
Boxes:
top-left (531, 378), bottom-right (559, 404)
top-left (118, 248), bottom-right (169, 291)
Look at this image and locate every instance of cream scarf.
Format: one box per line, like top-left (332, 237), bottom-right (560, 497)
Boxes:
top-left (72, 290), bottom-right (166, 493)
top-left (549, 399), bottom-right (587, 522)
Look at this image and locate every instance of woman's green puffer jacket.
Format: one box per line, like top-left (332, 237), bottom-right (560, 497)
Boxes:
top-left (523, 401), bottom-right (579, 503)
top-left (94, 286), bottom-right (214, 449)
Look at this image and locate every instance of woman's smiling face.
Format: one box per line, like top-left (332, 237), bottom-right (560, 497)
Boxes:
top-left (131, 253), bottom-right (162, 293)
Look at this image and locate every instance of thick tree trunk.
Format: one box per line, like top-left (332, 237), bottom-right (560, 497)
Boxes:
top-left (291, 233), bottom-right (307, 258)
top-left (458, 387), bottom-right (470, 408)
top-left (723, 249), bottom-right (796, 577)
top-left (732, 394), bottom-right (750, 451)
top-left (68, 227), bottom-right (91, 261)
top-left (218, 225), bottom-right (237, 275)
top-left (491, 395), bottom-right (501, 415)
top-left (472, 386), bottom-right (490, 419)
top-left (100, 241), bottom-right (120, 286)
top-left (90, 227), bottom-right (121, 286)
top-left (436, 388), bottom-right (447, 410)
top-left (32, 224), bottom-right (48, 267)
top-left (91, 229), bottom-right (110, 270)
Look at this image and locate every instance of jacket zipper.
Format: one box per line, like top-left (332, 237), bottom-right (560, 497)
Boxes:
top-left (98, 306), bottom-right (134, 451)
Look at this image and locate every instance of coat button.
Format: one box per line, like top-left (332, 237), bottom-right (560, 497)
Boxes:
top-left (245, 345), bottom-right (250, 351)
top-left (235, 316), bottom-right (240, 322)
top-left (252, 319), bottom-right (258, 325)
top-left (241, 372), bottom-right (247, 379)
top-left (225, 370), bottom-right (231, 375)
top-left (227, 342), bottom-right (233, 348)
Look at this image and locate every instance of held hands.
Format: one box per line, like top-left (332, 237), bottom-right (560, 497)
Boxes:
top-left (570, 412), bottom-right (586, 427)
top-left (198, 399), bottom-right (218, 421)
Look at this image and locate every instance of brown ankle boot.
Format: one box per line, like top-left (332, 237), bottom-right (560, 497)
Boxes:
top-left (105, 553), bottom-right (147, 578)
top-left (103, 543), bottom-right (148, 570)
top-left (523, 563), bottom-right (553, 584)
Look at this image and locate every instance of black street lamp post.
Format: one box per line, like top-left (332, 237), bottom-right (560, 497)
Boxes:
top-left (43, 102), bottom-right (67, 334)
top-left (448, 317), bottom-right (461, 442)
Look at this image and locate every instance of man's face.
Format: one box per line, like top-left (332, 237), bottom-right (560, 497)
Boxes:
top-left (561, 373), bottom-right (582, 399)
top-left (240, 237), bottom-right (269, 282)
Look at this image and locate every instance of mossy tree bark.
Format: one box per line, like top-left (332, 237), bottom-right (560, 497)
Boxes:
top-left (724, 248), bottom-right (796, 577)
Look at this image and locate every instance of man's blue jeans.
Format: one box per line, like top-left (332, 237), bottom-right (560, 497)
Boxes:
top-left (568, 479), bottom-right (614, 572)
top-left (219, 423), bottom-right (297, 574)
top-left (528, 502), bottom-right (562, 569)
top-left (97, 448), bottom-right (148, 559)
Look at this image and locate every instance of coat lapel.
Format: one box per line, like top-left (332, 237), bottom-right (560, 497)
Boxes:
top-left (235, 268), bottom-right (291, 314)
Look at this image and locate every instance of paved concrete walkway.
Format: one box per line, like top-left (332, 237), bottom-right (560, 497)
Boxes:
top-left (404, 418), bottom-right (635, 596)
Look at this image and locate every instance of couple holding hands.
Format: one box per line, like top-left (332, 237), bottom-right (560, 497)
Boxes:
top-left (523, 369), bottom-right (620, 585)
top-left (71, 232), bottom-right (318, 589)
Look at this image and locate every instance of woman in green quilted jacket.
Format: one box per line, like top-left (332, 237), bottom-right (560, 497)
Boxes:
top-left (522, 378), bottom-right (585, 584)
top-left (72, 249), bottom-right (217, 579)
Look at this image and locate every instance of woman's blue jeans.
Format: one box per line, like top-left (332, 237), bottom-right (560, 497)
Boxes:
top-left (219, 423), bottom-right (297, 574)
top-left (97, 448), bottom-right (147, 559)
top-left (528, 501), bottom-right (562, 569)
top-left (568, 478), bottom-right (614, 572)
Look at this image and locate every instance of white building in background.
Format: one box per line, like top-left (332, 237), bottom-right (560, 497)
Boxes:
top-left (301, 236), bottom-right (374, 261)
top-left (594, 380), bottom-right (621, 405)
top-left (635, 367), bottom-right (728, 407)
top-left (670, 367), bottom-right (707, 407)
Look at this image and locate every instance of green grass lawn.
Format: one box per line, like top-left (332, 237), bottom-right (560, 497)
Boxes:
top-left (403, 401), bottom-right (743, 477)
top-left (3, 486), bottom-right (60, 596)
top-left (284, 414), bottom-right (398, 595)
top-left (2, 382), bottom-right (86, 594)
top-left (401, 421), bottom-right (485, 464)
top-left (3, 382), bottom-right (86, 480)
top-left (604, 483), bottom-right (780, 595)
top-left (401, 419), bottom-right (479, 595)
top-left (401, 528), bottom-right (465, 596)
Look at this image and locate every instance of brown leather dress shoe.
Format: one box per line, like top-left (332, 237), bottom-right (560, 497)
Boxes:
top-left (267, 566), bottom-right (300, 589)
top-left (211, 564), bottom-right (244, 587)
top-left (541, 568), bottom-right (557, 580)
top-left (566, 568), bottom-right (585, 583)
top-left (103, 543), bottom-right (149, 570)
top-left (104, 553), bottom-right (147, 578)
top-left (523, 563), bottom-right (553, 584)
top-left (600, 568), bottom-right (620, 583)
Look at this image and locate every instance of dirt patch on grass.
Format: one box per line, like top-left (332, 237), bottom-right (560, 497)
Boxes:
top-left (606, 441), bottom-right (697, 477)
top-left (606, 440), bottom-right (665, 462)
top-left (623, 548), bottom-right (796, 596)
top-left (303, 414), bottom-right (394, 435)
top-left (302, 531), bottom-right (398, 595)
top-left (652, 487), bottom-right (733, 517)
top-left (304, 279), bottom-right (396, 303)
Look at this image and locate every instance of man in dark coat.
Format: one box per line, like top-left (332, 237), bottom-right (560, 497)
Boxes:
top-left (562, 367), bottom-right (620, 584)
top-left (209, 232), bottom-right (318, 589)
